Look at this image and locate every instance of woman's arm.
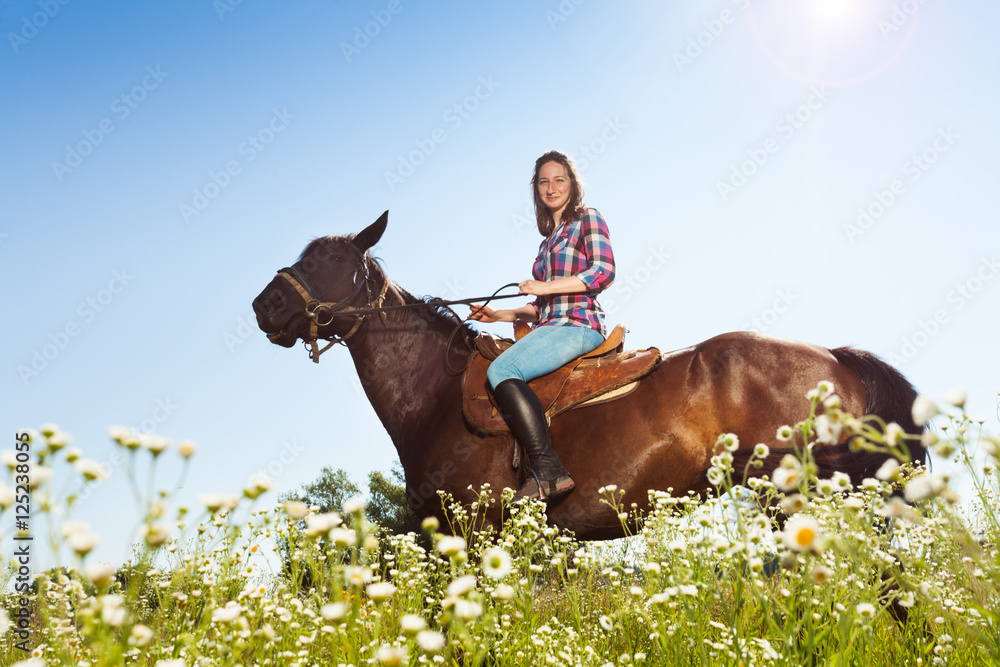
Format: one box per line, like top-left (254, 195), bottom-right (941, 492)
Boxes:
top-left (467, 303), bottom-right (539, 323)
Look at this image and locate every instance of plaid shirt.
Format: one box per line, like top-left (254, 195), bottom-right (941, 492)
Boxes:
top-left (529, 207), bottom-right (616, 335)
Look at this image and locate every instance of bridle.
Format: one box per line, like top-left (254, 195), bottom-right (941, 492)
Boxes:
top-left (271, 244), bottom-right (389, 363)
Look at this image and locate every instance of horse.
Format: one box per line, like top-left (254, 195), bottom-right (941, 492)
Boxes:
top-left (252, 211), bottom-right (925, 540)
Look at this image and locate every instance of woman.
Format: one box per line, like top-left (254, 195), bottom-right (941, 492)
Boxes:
top-left (469, 150), bottom-right (616, 502)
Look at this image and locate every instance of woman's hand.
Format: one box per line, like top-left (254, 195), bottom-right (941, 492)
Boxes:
top-left (468, 304), bottom-right (510, 323)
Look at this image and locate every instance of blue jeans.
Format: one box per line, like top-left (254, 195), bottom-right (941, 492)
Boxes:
top-left (486, 325), bottom-right (606, 388)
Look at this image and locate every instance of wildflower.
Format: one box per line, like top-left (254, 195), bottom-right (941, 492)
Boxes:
top-left (878, 497), bottom-right (922, 523)
top-left (447, 575), bottom-right (477, 598)
top-left (454, 599), bottom-right (483, 620)
top-left (911, 395), bottom-right (938, 426)
top-left (982, 437), bottom-right (1000, 458)
top-left (376, 645), bottom-right (407, 666)
top-left (10, 660), bottom-right (45, 667)
top-left (816, 380), bottom-right (835, 399)
top-left (754, 443), bottom-right (770, 458)
top-left (482, 547), bottom-right (513, 579)
top-left (0, 608), bottom-right (9, 635)
top-left (718, 433), bottom-right (739, 452)
top-left (842, 496), bottom-right (865, 511)
top-left (814, 415), bottom-right (842, 445)
top-left (772, 466), bottom-right (803, 492)
top-left (198, 493), bottom-right (240, 513)
top-left (400, 614), bottom-right (426, 635)
top-left (491, 583), bottom-right (515, 601)
top-left (320, 601), bottom-right (349, 621)
top-left (884, 423), bottom-right (905, 446)
top-left (284, 500), bottom-right (308, 519)
top-left (416, 630), bottom-right (446, 654)
top-left (27, 464), bottom-right (53, 489)
top-left (783, 515), bottom-right (821, 552)
top-left (942, 389), bottom-right (966, 409)
top-left (343, 496), bottom-right (366, 514)
top-left (0, 483), bottom-right (13, 509)
top-left (155, 661), bottom-right (187, 667)
top-left (856, 602), bottom-right (876, 622)
top-left (329, 527), bottom-right (357, 548)
top-left (679, 584), bottom-right (698, 596)
top-left (243, 473), bottom-right (276, 500)
top-left (904, 473), bottom-right (947, 502)
top-left (815, 479), bottom-right (834, 496)
top-left (436, 535), bottom-right (466, 557)
top-left (100, 595), bottom-right (127, 626)
top-left (178, 439), bottom-right (197, 458)
top-left (129, 624), bottom-right (154, 647)
top-left (212, 602), bottom-right (243, 624)
top-left (776, 425), bottom-right (793, 442)
top-left (344, 565), bottom-right (372, 587)
top-left (141, 434), bottom-right (171, 457)
top-left (139, 523), bottom-right (171, 547)
top-left (74, 458), bottom-right (110, 482)
top-left (64, 447), bottom-right (82, 463)
top-left (810, 565), bottom-right (832, 585)
top-left (68, 531), bottom-right (101, 557)
top-left (749, 557), bottom-right (764, 573)
top-left (366, 582), bottom-right (396, 602)
top-left (46, 429), bottom-right (72, 451)
top-left (421, 515), bottom-right (440, 532)
top-left (706, 466), bottom-right (725, 486)
top-left (61, 520), bottom-right (91, 537)
top-left (599, 615), bottom-right (614, 631)
top-left (875, 458), bottom-right (899, 481)
top-left (304, 512), bottom-right (342, 536)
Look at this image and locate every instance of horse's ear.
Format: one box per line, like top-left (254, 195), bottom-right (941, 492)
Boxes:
top-left (352, 210), bottom-right (388, 253)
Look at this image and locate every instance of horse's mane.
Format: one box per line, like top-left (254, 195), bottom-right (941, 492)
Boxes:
top-left (298, 234), bottom-right (476, 339)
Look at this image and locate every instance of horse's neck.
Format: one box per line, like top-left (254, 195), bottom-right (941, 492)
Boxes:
top-left (347, 289), bottom-right (466, 444)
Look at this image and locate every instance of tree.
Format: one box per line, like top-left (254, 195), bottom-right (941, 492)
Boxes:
top-left (366, 463), bottom-right (422, 538)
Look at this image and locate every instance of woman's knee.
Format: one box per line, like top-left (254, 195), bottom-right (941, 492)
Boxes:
top-left (487, 361), bottom-right (523, 388)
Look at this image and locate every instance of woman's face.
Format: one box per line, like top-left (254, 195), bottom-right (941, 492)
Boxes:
top-left (537, 160), bottom-right (572, 217)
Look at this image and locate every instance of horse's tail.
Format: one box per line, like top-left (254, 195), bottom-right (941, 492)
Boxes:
top-left (823, 347), bottom-right (926, 483)
top-left (724, 347), bottom-right (925, 489)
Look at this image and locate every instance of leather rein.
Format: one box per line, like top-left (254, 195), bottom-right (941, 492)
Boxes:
top-left (273, 248), bottom-right (522, 364)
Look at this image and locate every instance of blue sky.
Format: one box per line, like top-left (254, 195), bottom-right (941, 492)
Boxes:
top-left (2, 0), bottom-right (998, 568)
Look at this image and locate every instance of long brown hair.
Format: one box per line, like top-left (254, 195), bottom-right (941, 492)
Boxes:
top-left (531, 150), bottom-right (584, 236)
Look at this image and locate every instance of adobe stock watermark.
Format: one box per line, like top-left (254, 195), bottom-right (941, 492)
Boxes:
top-left (673, 0), bottom-right (750, 73)
top-left (886, 255), bottom-right (998, 366)
top-left (878, 0), bottom-right (930, 39)
top-left (213, 0), bottom-right (245, 21)
top-left (253, 439), bottom-right (307, 481)
top-left (51, 66), bottom-right (169, 182)
top-left (601, 246), bottom-right (672, 317)
top-left (223, 311), bottom-right (258, 353)
top-left (340, 0), bottom-right (411, 62)
top-left (842, 126), bottom-right (958, 244)
top-left (7, 0), bottom-right (72, 54)
top-left (739, 288), bottom-right (798, 334)
top-left (545, 0), bottom-right (588, 30)
top-left (383, 76), bottom-right (501, 192)
top-left (716, 85), bottom-right (833, 202)
top-left (16, 269), bottom-right (134, 386)
top-left (179, 107), bottom-right (294, 223)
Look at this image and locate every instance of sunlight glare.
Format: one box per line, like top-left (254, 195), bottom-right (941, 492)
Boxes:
top-left (811, 0), bottom-right (858, 24)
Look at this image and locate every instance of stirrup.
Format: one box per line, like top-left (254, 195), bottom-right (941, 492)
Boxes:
top-left (513, 471), bottom-right (575, 503)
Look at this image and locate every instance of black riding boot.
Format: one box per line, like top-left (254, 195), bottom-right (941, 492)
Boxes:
top-left (493, 378), bottom-right (575, 502)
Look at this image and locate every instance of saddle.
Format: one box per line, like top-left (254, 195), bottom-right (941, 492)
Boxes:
top-left (462, 324), bottom-right (662, 436)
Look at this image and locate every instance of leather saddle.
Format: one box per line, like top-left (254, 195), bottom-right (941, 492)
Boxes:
top-left (462, 324), bottom-right (662, 436)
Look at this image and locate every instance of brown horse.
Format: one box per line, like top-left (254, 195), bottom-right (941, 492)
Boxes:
top-left (252, 212), bottom-right (924, 540)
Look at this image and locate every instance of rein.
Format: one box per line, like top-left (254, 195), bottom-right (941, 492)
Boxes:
top-left (273, 248), bottom-right (523, 363)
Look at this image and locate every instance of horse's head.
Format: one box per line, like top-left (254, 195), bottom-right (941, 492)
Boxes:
top-left (253, 211), bottom-right (388, 356)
